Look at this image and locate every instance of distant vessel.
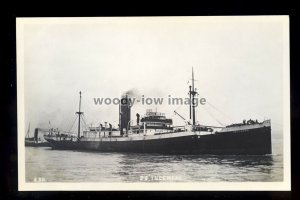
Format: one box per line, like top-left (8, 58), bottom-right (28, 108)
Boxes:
top-left (44, 69), bottom-right (272, 155)
top-left (25, 124), bottom-right (50, 147)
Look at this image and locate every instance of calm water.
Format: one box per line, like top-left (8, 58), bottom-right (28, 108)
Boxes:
top-left (25, 134), bottom-right (283, 182)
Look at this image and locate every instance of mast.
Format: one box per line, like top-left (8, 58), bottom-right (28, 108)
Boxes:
top-left (189, 86), bottom-right (192, 120)
top-left (119, 101), bottom-right (121, 134)
top-left (76, 91), bottom-right (83, 139)
top-left (191, 67), bottom-right (197, 125)
top-left (26, 123), bottom-right (30, 138)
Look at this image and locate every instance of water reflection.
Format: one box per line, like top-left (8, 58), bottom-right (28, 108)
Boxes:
top-left (119, 153), bottom-right (274, 166)
top-left (26, 148), bottom-right (283, 183)
top-left (114, 153), bottom-right (280, 182)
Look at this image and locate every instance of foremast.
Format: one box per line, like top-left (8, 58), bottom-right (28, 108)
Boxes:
top-left (76, 91), bottom-right (83, 139)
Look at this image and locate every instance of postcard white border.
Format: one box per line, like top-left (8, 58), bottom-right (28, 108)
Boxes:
top-left (17, 16), bottom-right (291, 191)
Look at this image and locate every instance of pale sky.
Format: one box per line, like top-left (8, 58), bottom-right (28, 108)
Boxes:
top-left (18, 17), bottom-right (288, 135)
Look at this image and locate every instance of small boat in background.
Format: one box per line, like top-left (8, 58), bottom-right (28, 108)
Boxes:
top-left (25, 124), bottom-right (50, 147)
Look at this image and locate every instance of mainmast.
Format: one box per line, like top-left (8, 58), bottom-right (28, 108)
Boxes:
top-left (189, 67), bottom-right (198, 126)
top-left (189, 86), bottom-right (192, 120)
top-left (76, 91), bottom-right (83, 139)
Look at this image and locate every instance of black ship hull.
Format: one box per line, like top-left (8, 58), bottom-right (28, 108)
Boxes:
top-left (25, 141), bottom-right (51, 147)
top-left (45, 126), bottom-right (271, 155)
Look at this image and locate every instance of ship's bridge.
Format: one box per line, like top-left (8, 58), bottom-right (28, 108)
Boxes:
top-left (141, 109), bottom-right (173, 125)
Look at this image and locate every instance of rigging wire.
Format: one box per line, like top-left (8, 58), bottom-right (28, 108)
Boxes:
top-left (62, 114), bottom-right (75, 134)
top-left (206, 101), bottom-right (233, 122)
top-left (66, 115), bottom-right (78, 135)
top-left (201, 106), bottom-right (224, 126)
top-left (81, 114), bottom-right (89, 131)
top-left (193, 93), bottom-right (224, 126)
top-left (196, 82), bottom-right (234, 122)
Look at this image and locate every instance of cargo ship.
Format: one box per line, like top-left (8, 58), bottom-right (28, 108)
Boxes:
top-left (44, 69), bottom-right (272, 155)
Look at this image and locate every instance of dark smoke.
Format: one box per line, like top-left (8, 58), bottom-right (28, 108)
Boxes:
top-left (122, 88), bottom-right (141, 107)
top-left (123, 88), bottom-right (140, 98)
